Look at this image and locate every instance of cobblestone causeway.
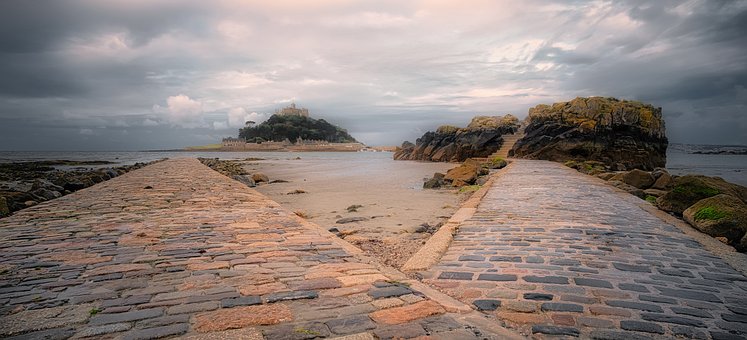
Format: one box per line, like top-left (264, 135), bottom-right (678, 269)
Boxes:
top-left (0, 158), bottom-right (515, 339)
top-left (423, 160), bottom-right (747, 339)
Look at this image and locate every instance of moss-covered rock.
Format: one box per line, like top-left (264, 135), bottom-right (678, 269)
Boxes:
top-left (683, 194), bottom-right (747, 252)
top-left (486, 156), bottom-right (508, 169)
top-left (512, 97), bottom-right (667, 170)
top-left (656, 175), bottom-right (747, 215)
top-left (564, 160), bottom-right (607, 175)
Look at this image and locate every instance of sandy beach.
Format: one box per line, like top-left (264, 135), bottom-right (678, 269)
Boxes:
top-left (237, 152), bottom-right (465, 267)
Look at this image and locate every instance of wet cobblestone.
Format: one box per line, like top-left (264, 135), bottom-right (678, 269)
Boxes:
top-left (424, 160), bottom-right (747, 338)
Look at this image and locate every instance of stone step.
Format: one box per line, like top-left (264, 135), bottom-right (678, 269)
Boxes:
top-left (490, 131), bottom-right (525, 159)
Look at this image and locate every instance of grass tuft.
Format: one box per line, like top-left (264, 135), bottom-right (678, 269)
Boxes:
top-left (693, 206), bottom-right (728, 221)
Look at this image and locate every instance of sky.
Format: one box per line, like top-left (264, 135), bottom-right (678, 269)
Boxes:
top-left (0, 0), bottom-right (745, 150)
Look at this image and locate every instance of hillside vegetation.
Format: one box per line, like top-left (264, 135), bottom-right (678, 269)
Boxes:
top-left (239, 115), bottom-right (358, 143)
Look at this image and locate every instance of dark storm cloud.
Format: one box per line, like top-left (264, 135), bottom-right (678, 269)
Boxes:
top-left (0, 0), bottom-right (745, 150)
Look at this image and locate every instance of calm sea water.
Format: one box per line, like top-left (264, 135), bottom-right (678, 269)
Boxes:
top-left (1, 145), bottom-right (745, 186)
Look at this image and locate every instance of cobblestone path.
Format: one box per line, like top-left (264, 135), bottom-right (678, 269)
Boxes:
top-left (422, 160), bottom-right (747, 339)
top-left (0, 159), bottom-right (515, 340)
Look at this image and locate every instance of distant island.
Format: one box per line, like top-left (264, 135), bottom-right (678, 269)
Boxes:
top-left (192, 103), bottom-right (366, 152)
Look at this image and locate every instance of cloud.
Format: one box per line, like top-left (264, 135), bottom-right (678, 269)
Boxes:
top-left (143, 118), bottom-right (159, 127)
top-left (228, 107), bottom-right (270, 127)
top-left (163, 94), bottom-right (203, 127)
top-left (79, 128), bottom-right (94, 135)
top-left (0, 0), bottom-right (746, 149)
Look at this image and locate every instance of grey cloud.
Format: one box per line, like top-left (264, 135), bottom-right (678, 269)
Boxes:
top-left (1, 0), bottom-right (746, 150)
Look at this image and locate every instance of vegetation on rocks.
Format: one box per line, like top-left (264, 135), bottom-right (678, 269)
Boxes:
top-left (512, 97), bottom-right (668, 170)
top-left (657, 175), bottom-right (747, 215)
top-left (693, 206), bottom-right (729, 221)
top-left (683, 194), bottom-right (747, 251)
top-left (239, 114), bottom-right (357, 144)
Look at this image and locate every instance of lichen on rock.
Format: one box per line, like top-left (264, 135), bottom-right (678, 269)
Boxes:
top-left (512, 97), bottom-right (668, 170)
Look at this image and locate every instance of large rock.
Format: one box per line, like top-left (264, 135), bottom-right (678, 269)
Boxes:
top-left (683, 194), bottom-right (747, 251)
top-left (444, 159), bottom-right (482, 186)
top-left (423, 173), bottom-right (445, 189)
top-left (394, 115), bottom-right (518, 162)
top-left (512, 97), bottom-right (668, 170)
top-left (609, 169), bottom-right (655, 189)
top-left (651, 171), bottom-right (673, 190)
top-left (251, 173), bottom-right (269, 183)
top-left (656, 175), bottom-right (747, 215)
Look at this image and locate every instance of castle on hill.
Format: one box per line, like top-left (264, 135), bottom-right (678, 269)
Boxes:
top-left (275, 103), bottom-right (309, 117)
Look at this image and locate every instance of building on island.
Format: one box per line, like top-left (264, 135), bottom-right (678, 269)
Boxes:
top-left (221, 137), bottom-right (245, 147)
top-left (275, 103), bottom-right (309, 117)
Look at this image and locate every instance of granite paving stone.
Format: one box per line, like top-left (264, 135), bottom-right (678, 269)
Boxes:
top-left (0, 158), bottom-right (511, 339)
top-left (421, 160), bottom-right (747, 338)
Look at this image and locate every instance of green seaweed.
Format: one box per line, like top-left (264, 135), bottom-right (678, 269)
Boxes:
top-left (459, 185), bottom-right (481, 193)
top-left (645, 195), bottom-right (657, 204)
top-left (672, 184), bottom-right (719, 197)
top-left (693, 206), bottom-right (728, 221)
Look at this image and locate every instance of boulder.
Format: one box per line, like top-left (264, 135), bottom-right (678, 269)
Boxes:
top-left (30, 188), bottom-right (61, 201)
top-left (651, 172), bottom-right (673, 190)
top-left (651, 168), bottom-right (668, 179)
top-left (512, 97), bottom-right (668, 170)
top-left (656, 175), bottom-right (747, 215)
top-left (394, 115), bottom-right (518, 162)
top-left (609, 169), bottom-right (655, 189)
top-left (596, 172), bottom-right (616, 181)
top-left (683, 194), bottom-right (747, 251)
top-left (423, 173), bottom-right (445, 189)
top-left (444, 159), bottom-right (481, 186)
top-left (232, 175), bottom-right (256, 187)
top-left (252, 173), bottom-right (269, 183)
top-left (486, 157), bottom-right (508, 169)
top-left (609, 180), bottom-right (646, 199)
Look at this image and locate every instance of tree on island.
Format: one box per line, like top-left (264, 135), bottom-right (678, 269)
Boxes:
top-left (238, 114), bottom-right (358, 144)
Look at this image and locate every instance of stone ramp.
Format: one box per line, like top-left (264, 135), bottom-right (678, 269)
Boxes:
top-left (0, 158), bottom-right (517, 339)
top-left (490, 128), bottom-right (524, 159)
top-left (421, 160), bottom-right (747, 339)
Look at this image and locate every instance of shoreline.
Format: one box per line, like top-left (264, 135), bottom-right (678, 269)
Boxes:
top-left (235, 155), bottom-right (470, 268)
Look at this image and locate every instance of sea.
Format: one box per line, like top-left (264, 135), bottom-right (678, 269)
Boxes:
top-left (1, 143), bottom-right (745, 186)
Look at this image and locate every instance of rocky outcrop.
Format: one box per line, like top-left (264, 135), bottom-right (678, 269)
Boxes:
top-left (394, 115), bottom-right (519, 162)
top-left (683, 194), bottom-right (747, 251)
top-left (0, 160), bottom-right (159, 217)
top-left (512, 97), bottom-right (668, 170)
